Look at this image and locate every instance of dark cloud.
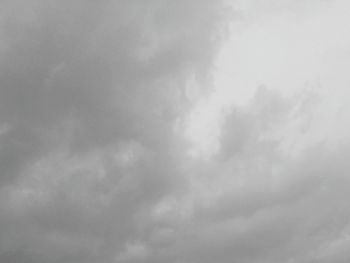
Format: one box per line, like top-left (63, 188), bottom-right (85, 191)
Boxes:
top-left (0, 0), bottom-right (229, 262)
top-left (0, 0), bottom-right (228, 184)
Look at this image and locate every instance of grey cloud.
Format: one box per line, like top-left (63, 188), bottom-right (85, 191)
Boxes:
top-left (136, 87), bottom-right (350, 263)
top-left (218, 85), bottom-right (293, 160)
top-left (0, 0), bottom-right (229, 262)
top-left (1, 1), bottom-right (350, 263)
top-left (0, 0), bottom-right (228, 184)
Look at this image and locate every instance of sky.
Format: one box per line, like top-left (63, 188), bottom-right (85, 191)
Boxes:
top-left (1, 0), bottom-right (350, 262)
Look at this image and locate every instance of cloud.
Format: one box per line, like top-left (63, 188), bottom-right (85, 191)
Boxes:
top-left (138, 87), bottom-right (350, 263)
top-left (0, 0), bottom-right (229, 183)
top-left (0, 0), bottom-right (228, 262)
top-left (1, 0), bottom-right (350, 263)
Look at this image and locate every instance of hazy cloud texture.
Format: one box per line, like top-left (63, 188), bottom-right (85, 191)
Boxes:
top-left (1, 0), bottom-right (350, 263)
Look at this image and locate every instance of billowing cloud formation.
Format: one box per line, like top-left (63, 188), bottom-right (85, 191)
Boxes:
top-left (0, 0), bottom-right (228, 262)
top-left (1, 0), bottom-right (350, 263)
top-left (0, 0), bottom-right (229, 183)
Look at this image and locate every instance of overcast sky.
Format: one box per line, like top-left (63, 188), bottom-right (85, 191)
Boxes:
top-left (1, 0), bottom-right (350, 262)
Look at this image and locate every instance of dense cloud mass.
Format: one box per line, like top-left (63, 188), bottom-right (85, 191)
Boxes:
top-left (0, 0), bottom-right (228, 262)
top-left (1, 0), bottom-right (350, 262)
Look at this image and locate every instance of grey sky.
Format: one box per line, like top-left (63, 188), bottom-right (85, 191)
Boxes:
top-left (1, 0), bottom-right (350, 263)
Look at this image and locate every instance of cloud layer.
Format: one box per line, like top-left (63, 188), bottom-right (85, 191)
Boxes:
top-left (1, 0), bottom-right (350, 263)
